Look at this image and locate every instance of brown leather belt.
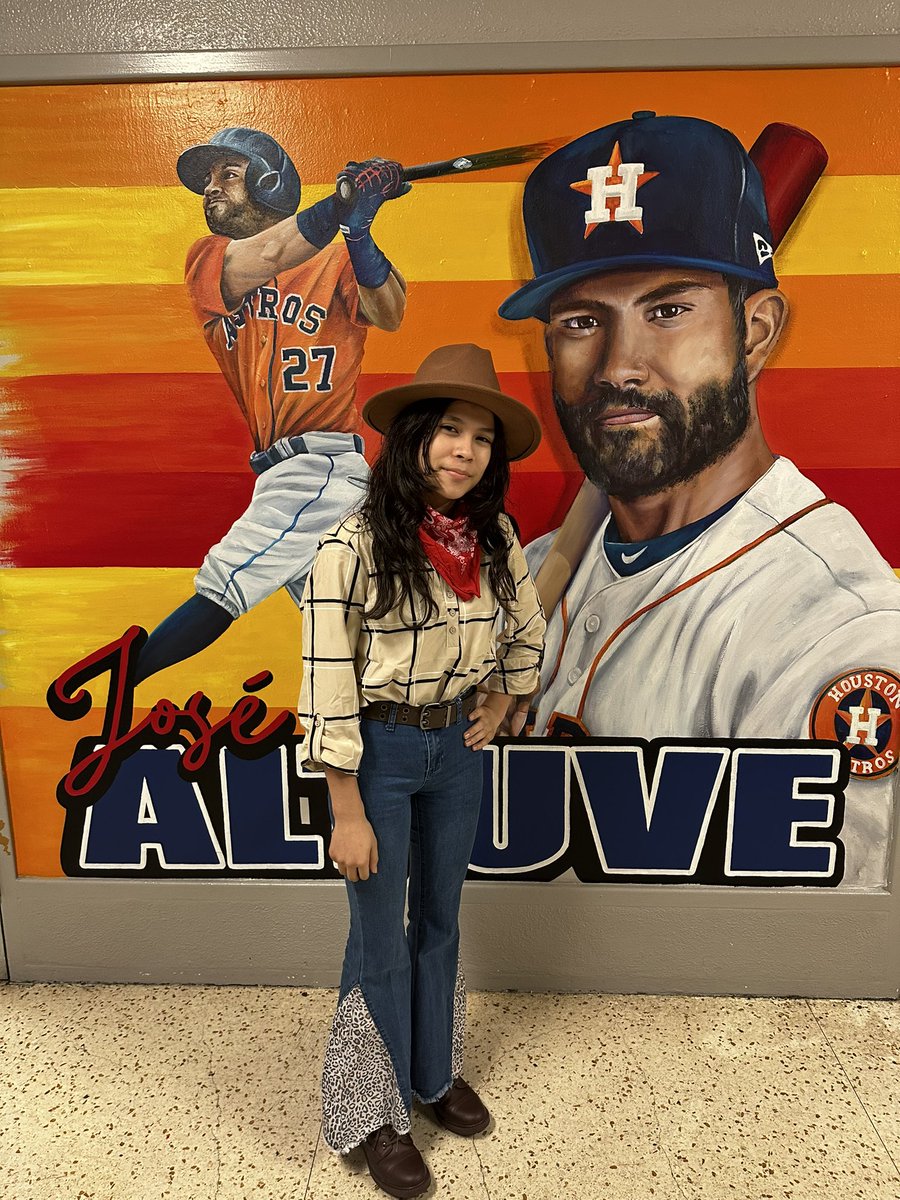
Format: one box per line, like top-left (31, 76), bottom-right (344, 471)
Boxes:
top-left (360, 689), bottom-right (478, 731)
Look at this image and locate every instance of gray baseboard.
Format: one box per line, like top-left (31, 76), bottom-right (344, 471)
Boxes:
top-left (3, 877), bottom-right (897, 998)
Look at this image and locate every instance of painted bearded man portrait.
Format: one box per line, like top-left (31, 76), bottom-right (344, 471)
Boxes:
top-left (500, 112), bottom-right (900, 889)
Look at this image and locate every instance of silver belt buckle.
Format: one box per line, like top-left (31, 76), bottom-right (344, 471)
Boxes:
top-left (419, 702), bottom-right (443, 730)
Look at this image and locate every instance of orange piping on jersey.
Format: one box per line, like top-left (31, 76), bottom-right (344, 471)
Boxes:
top-left (543, 594), bottom-right (570, 692)
top-left (573, 498), bottom-right (834, 722)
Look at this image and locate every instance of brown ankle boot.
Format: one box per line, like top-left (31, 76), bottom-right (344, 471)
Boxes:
top-left (361, 1125), bottom-right (431, 1199)
top-left (431, 1077), bottom-right (491, 1136)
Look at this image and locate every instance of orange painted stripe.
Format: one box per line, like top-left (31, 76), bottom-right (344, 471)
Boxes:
top-left (1, 705), bottom-right (68, 876)
top-left (1, 69), bottom-right (897, 189)
top-left (2, 275), bottom-right (898, 380)
top-left (773, 275), bottom-right (900, 370)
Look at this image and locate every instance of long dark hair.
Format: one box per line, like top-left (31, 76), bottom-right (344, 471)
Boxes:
top-left (360, 397), bottom-right (517, 623)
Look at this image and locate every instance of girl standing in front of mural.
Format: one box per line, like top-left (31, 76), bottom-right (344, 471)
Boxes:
top-left (300, 343), bottom-right (545, 1198)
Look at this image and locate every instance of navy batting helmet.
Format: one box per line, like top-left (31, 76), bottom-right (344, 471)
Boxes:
top-left (177, 127), bottom-right (301, 215)
top-left (500, 111), bottom-right (777, 322)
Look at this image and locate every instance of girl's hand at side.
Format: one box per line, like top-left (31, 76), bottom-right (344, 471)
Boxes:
top-left (329, 816), bottom-right (379, 882)
top-left (324, 766), bottom-right (379, 882)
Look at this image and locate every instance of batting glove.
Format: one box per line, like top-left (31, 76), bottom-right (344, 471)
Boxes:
top-left (338, 157), bottom-right (412, 235)
top-left (337, 158), bottom-right (410, 290)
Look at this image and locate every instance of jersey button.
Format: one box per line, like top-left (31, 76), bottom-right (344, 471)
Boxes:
top-left (260, 334), bottom-right (268, 346)
top-left (567, 667), bottom-right (582, 685)
top-left (585, 614), bottom-right (600, 633)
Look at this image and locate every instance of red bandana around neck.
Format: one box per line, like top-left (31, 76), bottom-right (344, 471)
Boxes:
top-left (418, 505), bottom-right (482, 601)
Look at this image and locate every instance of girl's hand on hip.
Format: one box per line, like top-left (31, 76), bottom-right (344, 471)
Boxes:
top-left (464, 706), bottom-right (502, 751)
top-left (464, 689), bottom-right (513, 750)
top-left (329, 817), bottom-right (379, 882)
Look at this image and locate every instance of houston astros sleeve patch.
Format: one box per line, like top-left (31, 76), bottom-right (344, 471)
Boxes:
top-left (809, 668), bottom-right (900, 780)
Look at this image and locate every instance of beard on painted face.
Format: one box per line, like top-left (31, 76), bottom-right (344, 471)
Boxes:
top-left (552, 357), bottom-right (751, 501)
top-left (203, 193), bottom-right (272, 240)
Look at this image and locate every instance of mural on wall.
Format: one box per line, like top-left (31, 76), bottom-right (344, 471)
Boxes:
top-left (0, 69), bottom-right (897, 890)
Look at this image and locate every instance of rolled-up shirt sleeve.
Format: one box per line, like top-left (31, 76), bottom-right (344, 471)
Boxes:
top-left (298, 532), bottom-right (368, 774)
top-left (488, 528), bottom-right (546, 695)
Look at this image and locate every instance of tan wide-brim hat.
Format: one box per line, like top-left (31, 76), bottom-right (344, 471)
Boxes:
top-left (362, 343), bottom-right (542, 462)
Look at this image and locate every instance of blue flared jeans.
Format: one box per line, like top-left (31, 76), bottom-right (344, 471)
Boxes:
top-left (321, 708), bottom-right (484, 1153)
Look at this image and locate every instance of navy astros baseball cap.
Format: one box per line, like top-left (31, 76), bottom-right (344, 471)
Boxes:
top-left (500, 111), bottom-right (777, 322)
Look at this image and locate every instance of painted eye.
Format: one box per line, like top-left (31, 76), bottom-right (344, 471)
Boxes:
top-left (650, 304), bottom-right (687, 320)
top-left (558, 314), bottom-right (599, 330)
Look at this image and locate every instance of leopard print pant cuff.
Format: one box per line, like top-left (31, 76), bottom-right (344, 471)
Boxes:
top-left (321, 986), bottom-right (411, 1154)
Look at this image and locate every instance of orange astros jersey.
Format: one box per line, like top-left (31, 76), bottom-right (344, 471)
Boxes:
top-left (185, 237), bottom-right (369, 450)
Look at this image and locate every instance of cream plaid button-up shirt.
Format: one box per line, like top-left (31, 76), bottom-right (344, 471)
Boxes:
top-left (299, 514), bottom-right (546, 774)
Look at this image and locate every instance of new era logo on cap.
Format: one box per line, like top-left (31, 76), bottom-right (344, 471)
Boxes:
top-left (499, 111), bottom-right (778, 322)
top-left (754, 232), bottom-right (774, 264)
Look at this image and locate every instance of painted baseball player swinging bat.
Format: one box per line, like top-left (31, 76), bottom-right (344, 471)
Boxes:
top-left (134, 129), bottom-right (412, 684)
top-left (133, 130), bottom-right (563, 685)
top-left (500, 111), bottom-right (900, 888)
top-left (534, 122), bottom-right (829, 620)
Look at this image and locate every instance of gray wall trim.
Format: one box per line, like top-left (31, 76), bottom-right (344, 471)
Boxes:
top-left (0, 901), bottom-right (8, 982)
top-left (1, 22), bottom-right (898, 999)
top-left (0, 741), bottom-right (15, 982)
top-left (4, 878), bottom-right (898, 998)
top-left (1, 36), bottom-right (898, 85)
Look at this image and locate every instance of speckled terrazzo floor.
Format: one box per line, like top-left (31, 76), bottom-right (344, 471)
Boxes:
top-left (0, 986), bottom-right (898, 1200)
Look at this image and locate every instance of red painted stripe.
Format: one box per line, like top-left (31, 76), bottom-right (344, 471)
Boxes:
top-left (803, 468), bottom-right (899, 567)
top-left (0, 469), bottom-right (584, 568)
top-left (0, 472), bottom-right (256, 568)
top-left (508, 472), bottom-right (584, 548)
top-left (1, 373), bottom-right (897, 568)
top-left (5, 466), bottom-right (895, 570)
top-left (3, 368), bottom-right (897, 470)
top-left (0, 371), bottom-right (577, 475)
top-left (757, 369), bottom-right (900, 468)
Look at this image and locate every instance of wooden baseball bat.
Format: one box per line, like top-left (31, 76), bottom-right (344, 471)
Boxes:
top-left (534, 122), bottom-right (829, 619)
top-left (336, 138), bottom-right (567, 204)
top-left (748, 123), bottom-right (828, 247)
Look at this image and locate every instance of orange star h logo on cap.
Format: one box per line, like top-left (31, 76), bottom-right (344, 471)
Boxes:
top-left (570, 141), bottom-right (659, 237)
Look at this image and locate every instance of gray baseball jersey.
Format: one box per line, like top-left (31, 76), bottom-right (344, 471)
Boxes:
top-left (525, 457), bottom-right (900, 889)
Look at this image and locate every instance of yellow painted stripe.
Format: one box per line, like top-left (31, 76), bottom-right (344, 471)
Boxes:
top-left (4, 564), bottom-right (900, 711)
top-left (0, 568), bottom-right (303, 709)
top-left (0, 176), bottom-right (896, 288)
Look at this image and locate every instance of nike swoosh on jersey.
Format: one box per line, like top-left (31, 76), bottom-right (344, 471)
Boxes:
top-left (621, 547), bottom-right (648, 564)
